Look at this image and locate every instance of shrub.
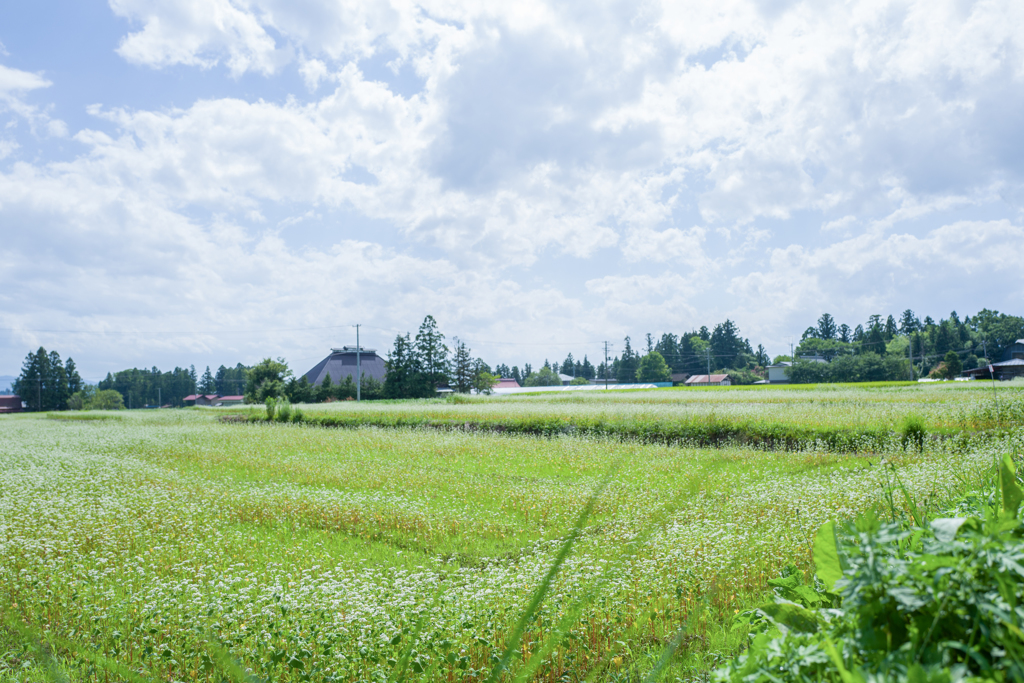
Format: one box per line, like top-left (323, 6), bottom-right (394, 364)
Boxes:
top-left (899, 413), bottom-right (927, 452)
top-left (714, 454), bottom-right (1024, 683)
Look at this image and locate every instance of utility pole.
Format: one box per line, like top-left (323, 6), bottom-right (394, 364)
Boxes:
top-left (983, 339), bottom-right (996, 398)
top-left (706, 348), bottom-right (711, 385)
top-left (907, 336), bottom-right (914, 381)
top-left (354, 324), bottom-right (361, 402)
top-left (603, 341), bottom-right (610, 389)
top-left (158, 387), bottom-right (161, 407)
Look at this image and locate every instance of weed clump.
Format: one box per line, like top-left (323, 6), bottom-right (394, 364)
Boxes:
top-left (899, 413), bottom-right (927, 452)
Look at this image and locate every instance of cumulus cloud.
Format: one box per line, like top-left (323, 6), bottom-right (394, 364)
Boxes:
top-left (3, 0), bottom-right (1024, 372)
top-left (0, 63), bottom-right (68, 151)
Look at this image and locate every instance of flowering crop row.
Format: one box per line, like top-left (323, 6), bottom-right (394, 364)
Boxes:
top-left (236, 383), bottom-right (1024, 451)
top-left (1, 395), bottom-right (1019, 681)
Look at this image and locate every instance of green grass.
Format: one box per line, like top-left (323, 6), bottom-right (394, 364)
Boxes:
top-left (1, 385), bottom-right (1020, 682)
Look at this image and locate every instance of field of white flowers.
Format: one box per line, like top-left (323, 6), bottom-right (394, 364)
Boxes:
top-left (1, 384), bottom-right (1020, 682)
top-left (265, 382), bottom-right (1024, 438)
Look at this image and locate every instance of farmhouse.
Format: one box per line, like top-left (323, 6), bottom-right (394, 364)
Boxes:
top-left (960, 341), bottom-right (1024, 380)
top-left (766, 361), bottom-right (792, 384)
top-left (494, 378), bottom-right (521, 390)
top-left (1004, 339), bottom-right (1024, 362)
top-left (304, 346), bottom-right (387, 386)
top-left (962, 359), bottom-right (1024, 381)
top-left (0, 394), bottom-right (24, 413)
top-left (685, 374), bottom-right (731, 386)
top-left (183, 394), bottom-right (245, 406)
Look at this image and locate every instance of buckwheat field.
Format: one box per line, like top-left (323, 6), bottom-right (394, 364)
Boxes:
top-left (2, 383), bottom-right (1021, 682)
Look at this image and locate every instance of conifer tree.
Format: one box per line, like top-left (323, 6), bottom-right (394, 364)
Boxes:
top-left (415, 315), bottom-right (449, 392)
top-left (199, 366), bottom-right (216, 394)
top-left (66, 358), bottom-right (83, 395)
top-left (46, 351), bottom-right (69, 410)
top-left (617, 337), bottom-right (639, 382)
top-left (451, 338), bottom-right (475, 393)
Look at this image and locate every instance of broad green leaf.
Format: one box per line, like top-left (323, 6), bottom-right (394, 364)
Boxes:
top-left (930, 517), bottom-right (968, 542)
top-left (813, 521), bottom-right (844, 590)
top-left (767, 575), bottom-right (800, 589)
top-left (759, 602), bottom-right (820, 634)
top-left (1001, 453), bottom-right (1023, 518)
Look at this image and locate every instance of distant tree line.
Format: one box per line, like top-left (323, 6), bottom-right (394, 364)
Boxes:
top-left (12, 308), bottom-right (1021, 409)
top-left (494, 319), bottom-right (766, 386)
top-left (489, 308), bottom-right (1023, 387)
top-left (785, 308), bottom-right (1024, 383)
top-left (95, 363), bottom-right (249, 408)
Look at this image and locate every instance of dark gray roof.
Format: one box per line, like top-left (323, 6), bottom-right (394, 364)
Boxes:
top-left (304, 348), bottom-right (387, 386)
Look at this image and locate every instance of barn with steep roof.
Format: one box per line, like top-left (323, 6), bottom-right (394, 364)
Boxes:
top-left (303, 347), bottom-right (387, 386)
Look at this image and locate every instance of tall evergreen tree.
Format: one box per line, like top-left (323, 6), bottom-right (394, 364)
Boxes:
top-left (451, 338), bottom-right (475, 393)
top-left (884, 315), bottom-right (898, 341)
top-left (199, 366), bottom-right (216, 394)
top-left (616, 336), bottom-right (640, 382)
top-left (580, 355), bottom-right (595, 379)
top-left (817, 313), bottom-right (837, 340)
top-left (384, 333), bottom-right (423, 399)
top-left (899, 309), bottom-right (919, 335)
top-left (215, 365), bottom-right (228, 394)
top-left (415, 315), bottom-right (449, 391)
top-left (46, 351), bottom-right (69, 411)
top-left (755, 344), bottom-right (769, 367)
top-left (710, 320), bottom-right (746, 368)
top-left (65, 358), bottom-right (83, 395)
top-left (838, 324), bottom-right (852, 344)
top-left (866, 323), bottom-right (885, 351)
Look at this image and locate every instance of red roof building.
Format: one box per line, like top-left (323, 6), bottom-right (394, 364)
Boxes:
top-left (494, 378), bottom-right (521, 390)
top-left (684, 374), bottom-right (732, 386)
top-left (0, 395), bottom-right (23, 413)
top-left (183, 394), bottom-right (245, 406)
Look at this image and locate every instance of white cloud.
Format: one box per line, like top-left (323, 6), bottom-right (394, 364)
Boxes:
top-left (4, 1), bottom-right (1024, 373)
top-left (726, 219), bottom-right (1024, 348)
top-left (622, 226), bottom-right (707, 264)
top-left (299, 58), bottom-right (328, 91)
top-left (0, 63), bottom-right (67, 141)
top-left (110, 0), bottom-right (284, 75)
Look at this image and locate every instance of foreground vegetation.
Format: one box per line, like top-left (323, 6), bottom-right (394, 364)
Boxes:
top-left (1, 383), bottom-right (1021, 682)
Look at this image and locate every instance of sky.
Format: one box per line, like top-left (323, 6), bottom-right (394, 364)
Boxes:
top-left (1, 0), bottom-right (1023, 384)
